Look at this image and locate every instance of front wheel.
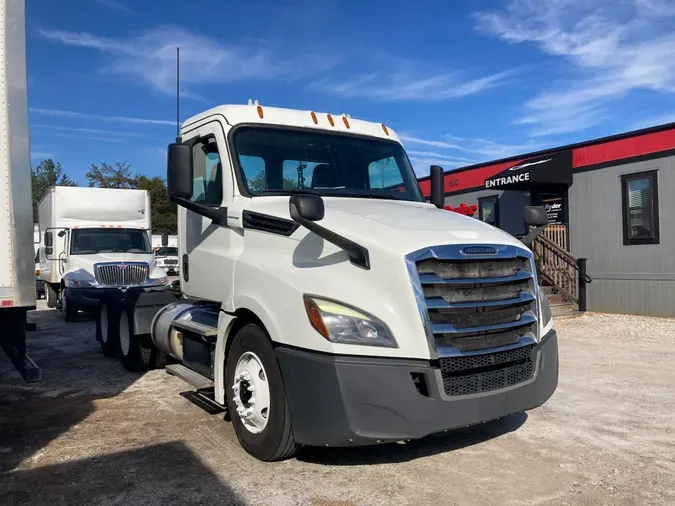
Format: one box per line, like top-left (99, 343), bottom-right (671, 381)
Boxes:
top-left (225, 323), bottom-right (299, 461)
top-left (61, 288), bottom-right (78, 322)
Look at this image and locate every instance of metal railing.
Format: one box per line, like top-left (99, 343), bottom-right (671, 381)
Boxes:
top-left (532, 234), bottom-right (591, 311)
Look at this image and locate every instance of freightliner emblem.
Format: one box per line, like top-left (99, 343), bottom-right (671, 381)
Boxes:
top-left (462, 246), bottom-right (497, 255)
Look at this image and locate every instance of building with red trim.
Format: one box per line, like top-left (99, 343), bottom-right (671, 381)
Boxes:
top-left (417, 123), bottom-right (675, 318)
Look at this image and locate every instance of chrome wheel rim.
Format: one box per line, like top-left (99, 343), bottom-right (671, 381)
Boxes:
top-left (232, 352), bottom-right (270, 434)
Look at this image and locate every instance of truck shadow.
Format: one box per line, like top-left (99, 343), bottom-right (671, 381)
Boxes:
top-left (0, 306), bottom-right (143, 474)
top-left (0, 441), bottom-right (247, 505)
top-left (298, 412), bottom-right (528, 465)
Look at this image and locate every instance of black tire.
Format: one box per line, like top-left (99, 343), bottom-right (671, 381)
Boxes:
top-left (62, 288), bottom-right (78, 322)
top-left (225, 323), bottom-right (299, 462)
top-left (97, 301), bottom-right (121, 358)
top-left (46, 284), bottom-right (58, 308)
top-left (118, 305), bottom-right (153, 372)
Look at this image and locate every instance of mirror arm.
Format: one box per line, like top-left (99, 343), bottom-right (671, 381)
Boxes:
top-left (290, 211), bottom-right (370, 270)
top-left (171, 195), bottom-right (229, 227)
top-left (520, 225), bottom-right (547, 247)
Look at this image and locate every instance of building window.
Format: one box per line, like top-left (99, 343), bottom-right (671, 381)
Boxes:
top-left (478, 196), bottom-right (499, 226)
top-left (621, 170), bottom-right (659, 245)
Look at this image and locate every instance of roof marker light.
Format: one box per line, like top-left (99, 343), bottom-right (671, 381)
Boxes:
top-left (310, 112), bottom-right (318, 124)
top-left (327, 114), bottom-right (335, 127)
top-left (342, 114), bottom-right (350, 129)
top-left (382, 124), bottom-right (389, 136)
top-left (257, 105), bottom-right (264, 119)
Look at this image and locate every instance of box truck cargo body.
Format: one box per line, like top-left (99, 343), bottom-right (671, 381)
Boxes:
top-left (0, 0), bottom-right (39, 381)
top-left (38, 186), bottom-right (168, 321)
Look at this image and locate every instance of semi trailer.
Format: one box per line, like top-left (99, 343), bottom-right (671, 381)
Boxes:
top-left (96, 103), bottom-right (558, 461)
top-left (0, 0), bottom-right (40, 382)
top-left (37, 186), bottom-right (169, 321)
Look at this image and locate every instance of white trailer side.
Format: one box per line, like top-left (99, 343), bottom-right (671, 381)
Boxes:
top-left (0, 0), bottom-right (39, 381)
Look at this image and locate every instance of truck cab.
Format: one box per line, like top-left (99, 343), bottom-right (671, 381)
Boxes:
top-left (100, 103), bottom-right (558, 462)
top-left (152, 234), bottom-right (179, 276)
top-left (38, 187), bottom-right (168, 321)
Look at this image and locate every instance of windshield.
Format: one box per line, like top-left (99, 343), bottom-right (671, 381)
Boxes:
top-left (233, 127), bottom-right (424, 202)
top-left (155, 246), bottom-right (178, 257)
top-left (70, 228), bottom-right (151, 255)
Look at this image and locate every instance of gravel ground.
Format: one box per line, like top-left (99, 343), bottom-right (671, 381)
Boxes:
top-left (1, 305), bottom-right (674, 505)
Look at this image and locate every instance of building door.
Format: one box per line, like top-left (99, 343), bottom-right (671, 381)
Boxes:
top-left (531, 189), bottom-right (569, 251)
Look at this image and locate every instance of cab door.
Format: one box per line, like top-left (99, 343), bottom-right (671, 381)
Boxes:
top-left (178, 120), bottom-right (236, 306)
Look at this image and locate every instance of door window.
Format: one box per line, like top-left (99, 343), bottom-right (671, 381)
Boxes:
top-left (192, 137), bottom-right (223, 206)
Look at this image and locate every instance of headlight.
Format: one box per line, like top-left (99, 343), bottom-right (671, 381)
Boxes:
top-left (303, 296), bottom-right (397, 348)
top-left (149, 276), bottom-right (168, 286)
top-left (68, 279), bottom-right (97, 288)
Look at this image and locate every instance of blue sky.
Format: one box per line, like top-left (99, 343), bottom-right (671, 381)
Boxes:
top-left (28, 0), bottom-right (675, 182)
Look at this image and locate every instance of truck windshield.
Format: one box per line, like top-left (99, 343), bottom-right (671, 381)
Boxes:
top-left (70, 228), bottom-right (151, 255)
top-left (233, 126), bottom-right (424, 202)
top-left (155, 247), bottom-right (178, 257)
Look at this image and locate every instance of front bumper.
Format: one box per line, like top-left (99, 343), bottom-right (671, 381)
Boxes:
top-left (68, 286), bottom-right (164, 309)
top-left (276, 329), bottom-right (558, 447)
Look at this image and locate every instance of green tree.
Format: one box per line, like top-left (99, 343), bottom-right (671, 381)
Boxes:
top-left (134, 175), bottom-right (177, 234)
top-left (31, 159), bottom-right (77, 222)
top-left (85, 161), bottom-right (135, 188)
top-left (248, 170), bottom-right (298, 192)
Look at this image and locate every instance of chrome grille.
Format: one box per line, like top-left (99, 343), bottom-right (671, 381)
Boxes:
top-left (94, 262), bottom-right (149, 287)
top-left (406, 244), bottom-right (539, 396)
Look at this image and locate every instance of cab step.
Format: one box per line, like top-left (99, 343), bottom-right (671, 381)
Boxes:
top-left (179, 388), bottom-right (227, 415)
top-left (171, 319), bottom-right (218, 338)
top-left (166, 363), bottom-right (213, 389)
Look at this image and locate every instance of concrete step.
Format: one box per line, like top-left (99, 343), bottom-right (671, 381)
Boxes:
top-left (551, 303), bottom-right (582, 319)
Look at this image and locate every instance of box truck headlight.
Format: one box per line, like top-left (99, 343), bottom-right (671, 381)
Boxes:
top-left (149, 276), bottom-right (168, 286)
top-left (304, 296), bottom-right (397, 348)
top-left (68, 279), bottom-right (98, 288)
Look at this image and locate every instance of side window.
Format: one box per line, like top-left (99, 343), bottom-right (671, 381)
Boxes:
top-left (621, 170), bottom-right (659, 245)
top-left (368, 156), bottom-right (404, 189)
top-left (478, 196), bottom-right (499, 226)
top-left (192, 137), bottom-right (222, 206)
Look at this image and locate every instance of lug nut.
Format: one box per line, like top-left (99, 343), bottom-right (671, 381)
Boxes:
top-left (248, 397), bottom-right (255, 405)
top-left (247, 385), bottom-right (255, 392)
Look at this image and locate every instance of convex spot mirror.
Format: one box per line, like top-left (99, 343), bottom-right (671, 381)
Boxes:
top-left (524, 206), bottom-right (549, 227)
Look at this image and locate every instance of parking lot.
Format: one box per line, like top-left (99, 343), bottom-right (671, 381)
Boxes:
top-left (1, 304), bottom-right (674, 506)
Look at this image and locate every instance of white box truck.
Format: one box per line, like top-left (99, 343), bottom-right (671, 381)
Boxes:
top-left (151, 233), bottom-right (179, 275)
top-left (37, 186), bottom-right (169, 321)
top-left (96, 103), bottom-right (558, 462)
top-left (0, 0), bottom-right (40, 381)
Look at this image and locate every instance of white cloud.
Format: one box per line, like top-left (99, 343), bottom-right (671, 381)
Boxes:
top-left (475, 0), bottom-right (675, 135)
top-left (39, 26), bottom-right (337, 99)
top-left (30, 107), bottom-right (174, 126)
top-left (406, 150), bottom-right (476, 164)
top-left (94, 0), bottom-right (131, 13)
top-left (31, 123), bottom-right (165, 140)
top-left (311, 68), bottom-right (518, 102)
top-left (632, 113), bottom-right (675, 129)
top-left (30, 151), bottom-right (53, 159)
top-left (401, 133), bottom-right (542, 159)
top-left (39, 131), bottom-right (128, 144)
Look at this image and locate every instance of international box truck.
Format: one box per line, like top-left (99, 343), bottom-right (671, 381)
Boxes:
top-left (151, 233), bottom-right (179, 275)
top-left (37, 186), bottom-right (169, 322)
top-left (95, 102), bottom-right (558, 461)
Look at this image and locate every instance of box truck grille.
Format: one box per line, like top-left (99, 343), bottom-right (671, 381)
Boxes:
top-left (439, 345), bottom-right (535, 396)
top-left (94, 262), bottom-right (149, 287)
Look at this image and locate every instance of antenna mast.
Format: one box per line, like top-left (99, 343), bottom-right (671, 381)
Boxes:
top-left (176, 47), bottom-right (180, 138)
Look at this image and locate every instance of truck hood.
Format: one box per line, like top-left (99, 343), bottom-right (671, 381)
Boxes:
top-left (66, 253), bottom-right (155, 276)
top-left (245, 197), bottom-right (526, 255)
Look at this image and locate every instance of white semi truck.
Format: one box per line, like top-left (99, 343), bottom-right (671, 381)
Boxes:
top-left (151, 233), bottom-right (179, 275)
top-left (37, 186), bottom-right (169, 322)
top-left (96, 103), bottom-right (558, 461)
top-left (0, 0), bottom-right (40, 382)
